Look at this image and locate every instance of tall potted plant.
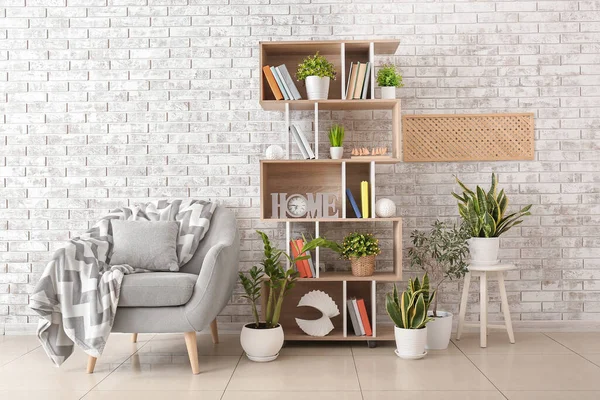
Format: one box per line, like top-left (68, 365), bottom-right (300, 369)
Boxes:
top-left (409, 221), bottom-right (470, 349)
top-left (341, 232), bottom-right (381, 277)
top-left (386, 274), bottom-right (434, 359)
top-left (452, 173), bottom-right (532, 265)
top-left (239, 230), bottom-right (336, 362)
top-left (296, 51), bottom-right (336, 100)
top-left (328, 124), bottom-right (345, 159)
top-left (376, 64), bottom-right (403, 99)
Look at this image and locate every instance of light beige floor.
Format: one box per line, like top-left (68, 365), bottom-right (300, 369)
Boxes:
top-left (0, 332), bottom-right (598, 399)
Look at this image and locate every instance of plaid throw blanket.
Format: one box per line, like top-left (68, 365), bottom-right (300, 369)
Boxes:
top-left (30, 199), bottom-right (217, 366)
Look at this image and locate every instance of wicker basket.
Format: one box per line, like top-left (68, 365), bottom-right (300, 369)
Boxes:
top-left (350, 255), bottom-right (375, 277)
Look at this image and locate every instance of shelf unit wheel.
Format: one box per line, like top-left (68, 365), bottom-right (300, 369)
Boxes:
top-left (367, 341), bottom-right (377, 348)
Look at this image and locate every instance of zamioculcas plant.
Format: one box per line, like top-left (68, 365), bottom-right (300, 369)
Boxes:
top-left (386, 274), bottom-right (435, 329)
top-left (452, 173), bottom-right (532, 238)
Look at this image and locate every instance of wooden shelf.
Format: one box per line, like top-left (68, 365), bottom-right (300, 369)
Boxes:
top-left (283, 323), bottom-right (395, 341)
top-left (266, 217), bottom-right (401, 222)
top-left (300, 271), bottom-right (401, 282)
top-left (261, 158), bottom-right (401, 165)
top-left (260, 40), bottom-right (400, 56)
top-left (259, 99), bottom-right (400, 111)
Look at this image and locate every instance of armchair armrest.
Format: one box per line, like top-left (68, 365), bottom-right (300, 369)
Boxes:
top-left (183, 229), bottom-right (240, 332)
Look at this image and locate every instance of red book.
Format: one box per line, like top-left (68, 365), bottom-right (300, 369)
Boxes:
top-left (290, 240), bottom-right (308, 278)
top-left (295, 239), bottom-right (313, 278)
top-left (356, 299), bottom-right (372, 336)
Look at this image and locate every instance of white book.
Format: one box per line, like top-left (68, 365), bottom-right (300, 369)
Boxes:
top-left (272, 66), bottom-right (291, 100)
top-left (347, 299), bottom-right (361, 336)
top-left (352, 298), bottom-right (365, 335)
top-left (345, 62), bottom-right (353, 99)
top-left (361, 62), bottom-right (371, 100)
top-left (293, 124), bottom-right (315, 159)
top-left (277, 64), bottom-right (302, 100)
top-left (290, 126), bottom-right (309, 159)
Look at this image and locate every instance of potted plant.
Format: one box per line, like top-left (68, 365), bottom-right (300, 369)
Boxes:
top-left (238, 230), bottom-right (336, 362)
top-left (341, 232), bottom-right (380, 277)
top-left (296, 51), bottom-right (336, 100)
top-left (452, 173), bottom-right (532, 265)
top-left (328, 124), bottom-right (345, 159)
top-left (376, 64), bottom-right (403, 99)
top-left (409, 221), bottom-right (470, 349)
top-left (386, 274), bottom-right (434, 359)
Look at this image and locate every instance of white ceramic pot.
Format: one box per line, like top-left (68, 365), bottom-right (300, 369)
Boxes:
top-left (305, 76), bottom-right (330, 100)
top-left (394, 326), bottom-right (427, 359)
top-left (240, 323), bottom-right (284, 362)
top-left (425, 311), bottom-right (453, 350)
top-left (380, 86), bottom-right (396, 99)
top-left (468, 237), bottom-right (500, 265)
top-left (330, 146), bottom-right (343, 159)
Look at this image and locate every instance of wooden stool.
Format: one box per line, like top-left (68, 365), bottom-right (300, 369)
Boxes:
top-left (456, 263), bottom-right (516, 348)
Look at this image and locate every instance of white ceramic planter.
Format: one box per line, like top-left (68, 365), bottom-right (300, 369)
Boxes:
top-left (240, 323), bottom-right (284, 362)
top-left (394, 326), bottom-right (427, 359)
top-left (330, 147), bottom-right (343, 159)
top-left (305, 76), bottom-right (330, 100)
top-left (425, 311), bottom-right (453, 350)
top-left (468, 237), bottom-right (500, 265)
top-left (380, 86), bottom-right (396, 99)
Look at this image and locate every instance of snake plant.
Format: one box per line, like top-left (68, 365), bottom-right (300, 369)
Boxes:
top-left (452, 173), bottom-right (532, 238)
top-left (386, 274), bottom-right (435, 329)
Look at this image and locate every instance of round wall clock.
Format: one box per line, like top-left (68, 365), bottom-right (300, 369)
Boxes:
top-left (287, 195), bottom-right (307, 217)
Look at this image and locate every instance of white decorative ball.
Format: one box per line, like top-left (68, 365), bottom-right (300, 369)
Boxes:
top-left (375, 198), bottom-right (396, 218)
top-left (265, 145), bottom-right (285, 160)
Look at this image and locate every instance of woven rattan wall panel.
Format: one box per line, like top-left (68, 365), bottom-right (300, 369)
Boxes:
top-left (402, 113), bottom-right (535, 162)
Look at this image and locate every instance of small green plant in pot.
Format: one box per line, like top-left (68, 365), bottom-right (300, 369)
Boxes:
top-left (296, 51), bottom-right (336, 100)
top-left (239, 230), bottom-right (337, 362)
top-left (376, 64), bottom-right (403, 99)
top-left (328, 124), bottom-right (345, 159)
top-left (452, 173), bottom-right (532, 265)
top-left (386, 274), bottom-right (435, 359)
top-left (409, 220), bottom-right (470, 349)
top-left (341, 232), bottom-right (381, 277)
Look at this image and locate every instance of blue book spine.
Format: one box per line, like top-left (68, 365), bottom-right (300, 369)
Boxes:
top-left (346, 188), bottom-right (362, 218)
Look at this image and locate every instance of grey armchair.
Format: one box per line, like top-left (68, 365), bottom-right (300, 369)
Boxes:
top-left (86, 205), bottom-right (240, 375)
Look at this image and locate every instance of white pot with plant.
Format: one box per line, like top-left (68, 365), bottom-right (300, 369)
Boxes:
top-left (341, 232), bottom-right (381, 277)
top-left (296, 52), bottom-right (337, 100)
top-left (453, 173), bottom-right (532, 265)
top-left (328, 124), bottom-right (345, 159)
top-left (409, 221), bottom-right (470, 350)
top-left (376, 64), bottom-right (403, 99)
top-left (386, 274), bottom-right (434, 359)
top-left (239, 231), bottom-right (336, 362)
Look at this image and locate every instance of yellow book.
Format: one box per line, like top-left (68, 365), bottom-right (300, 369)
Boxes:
top-left (361, 181), bottom-right (369, 218)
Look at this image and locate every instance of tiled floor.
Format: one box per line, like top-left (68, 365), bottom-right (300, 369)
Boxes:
top-left (0, 332), bottom-right (599, 399)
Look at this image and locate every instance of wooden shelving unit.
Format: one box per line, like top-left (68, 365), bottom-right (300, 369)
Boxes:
top-left (259, 40), bottom-right (401, 344)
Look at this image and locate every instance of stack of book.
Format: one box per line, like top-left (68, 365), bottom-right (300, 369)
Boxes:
top-left (345, 181), bottom-right (369, 218)
top-left (347, 298), bottom-right (372, 336)
top-left (263, 64), bottom-right (302, 100)
top-left (290, 238), bottom-right (316, 278)
top-left (345, 62), bottom-right (371, 100)
top-left (290, 124), bottom-right (315, 160)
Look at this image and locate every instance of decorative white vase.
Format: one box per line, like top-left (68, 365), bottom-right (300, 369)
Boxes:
top-left (240, 323), bottom-right (284, 362)
top-left (330, 146), bottom-right (343, 159)
top-left (375, 198), bottom-right (396, 218)
top-left (468, 237), bottom-right (500, 265)
top-left (425, 311), bottom-right (453, 350)
top-left (394, 326), bottom-right (427, 359)
top-left (380, 86), bottom-right (396, 99)
top-left (305, 76), bottom-right (330, 100)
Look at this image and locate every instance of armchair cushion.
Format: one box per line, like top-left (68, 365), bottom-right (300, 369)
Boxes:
top-left (118, 272), bottom-right (197, 307)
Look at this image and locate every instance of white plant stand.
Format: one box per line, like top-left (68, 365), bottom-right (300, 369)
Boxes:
top-left (456, 263), bottom-right (516, 348)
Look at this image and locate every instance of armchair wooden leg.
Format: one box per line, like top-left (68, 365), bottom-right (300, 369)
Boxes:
top-left (132, 333), bottom-right (138, 343)
top-left (210, 319), bottom-right (219, 344)
top-left (86, 356), bottom-right (97, 374)
top-left (184, 332), bottom-right (200, 375)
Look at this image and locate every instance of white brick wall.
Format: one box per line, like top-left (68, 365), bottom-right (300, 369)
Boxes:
top-left (1, 0), bottom-right (600, 334)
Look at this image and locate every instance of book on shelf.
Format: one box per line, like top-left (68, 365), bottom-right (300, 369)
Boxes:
top-left (346, 188), bottom-right (362, 218)
top-left (293, 124), bottom-right (316, 159)
top-left (289, 126), bottom-right (310, 160)
top-left (306, 250), bottom-right (316, 277)
top-left (345, 62), bottom-right (353, 99)
top-left (346, 62), bottom-right (359, 100)
top-left (263, 65), bottom-right (283, 100)
top-left (345, 62), bottom-right (371, 100)
top-left (290, 239), bottom-right (309, 278)
top-left (353, 63), bottom-right (367, 99)
top-left (360, 62), bottom-right (371, 99)
top-left (351, 298), bottom-right (365, 335)
top-left (356, 298), bottom-right (372, 336)
top-left (347, 298), bottom-right (361, 336)
top-left (271, 66), bottom-right (290, 100)
top-left (277, 64), bottom-right (302, 100)
top-left (361, 181), bottom-right (369, 218)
